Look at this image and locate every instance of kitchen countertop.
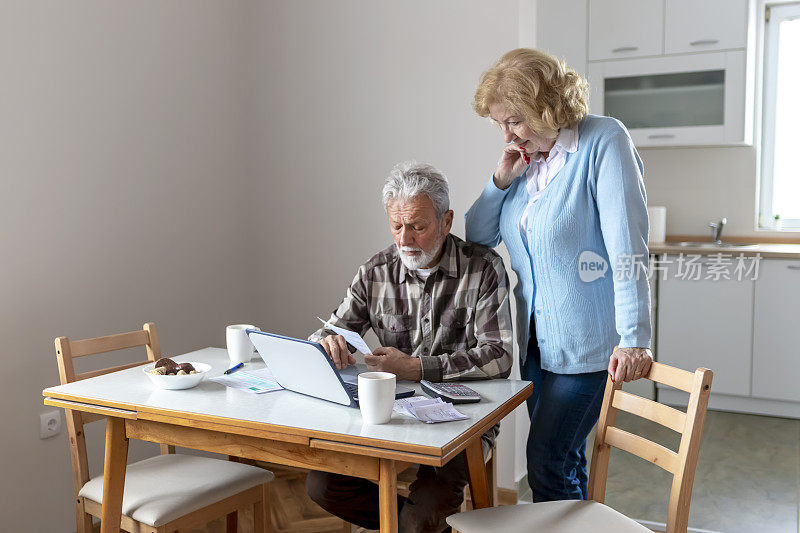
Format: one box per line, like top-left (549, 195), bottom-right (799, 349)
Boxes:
top-left (649, 242), bottom-right (800, 259)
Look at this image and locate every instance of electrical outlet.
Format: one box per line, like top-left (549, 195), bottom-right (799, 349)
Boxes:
top-left (40, 410), bottom-right (62, 439)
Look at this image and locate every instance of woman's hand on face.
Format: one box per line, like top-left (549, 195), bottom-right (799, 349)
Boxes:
top-left (608, 346), bottom-right (653, 383)
top-left (493, 143), bottom-right (530, 190)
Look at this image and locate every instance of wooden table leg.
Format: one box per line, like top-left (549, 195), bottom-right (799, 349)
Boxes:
top-left (100, 417), bottom-right (129, 533)
top-left (465, 438), bottom-right (492, 509)
top-left (378, 458), bottom-right (397, 533)
top-left (226, 456), bottom-right (240, 532)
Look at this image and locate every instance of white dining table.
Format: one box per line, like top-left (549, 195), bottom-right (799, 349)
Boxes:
top-left (43, 347), bottom-right (532, 533)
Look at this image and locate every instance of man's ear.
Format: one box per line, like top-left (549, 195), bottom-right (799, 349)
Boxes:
top-left (441, 210), bottom-right (454, 236)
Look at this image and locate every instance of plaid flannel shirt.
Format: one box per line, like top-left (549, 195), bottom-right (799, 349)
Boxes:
top-left (309, 234), bottom-right (513, 382)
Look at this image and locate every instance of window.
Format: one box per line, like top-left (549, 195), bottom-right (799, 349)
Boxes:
top-left (760, 2), bottom-right (800, 230)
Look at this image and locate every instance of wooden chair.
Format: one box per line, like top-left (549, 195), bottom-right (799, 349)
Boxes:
top-left (447, 361), bottom-right (713, 533)
top-left (55, 322), bottom-right (274, 533)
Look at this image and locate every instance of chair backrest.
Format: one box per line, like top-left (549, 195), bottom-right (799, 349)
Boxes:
top-left (54, 322), bottom-right (169, 498)
top-left (588, 361), bottom-right (713, 533)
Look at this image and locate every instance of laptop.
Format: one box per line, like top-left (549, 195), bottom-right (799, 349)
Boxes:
top-left (247, 329), bottom-right (414, 407)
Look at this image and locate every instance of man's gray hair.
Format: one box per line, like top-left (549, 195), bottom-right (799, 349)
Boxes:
top-left (382, 161), bottom-right (450, 218)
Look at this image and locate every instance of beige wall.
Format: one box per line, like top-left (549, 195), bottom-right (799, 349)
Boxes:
top-left (0, 2), bottom-right (252, 530)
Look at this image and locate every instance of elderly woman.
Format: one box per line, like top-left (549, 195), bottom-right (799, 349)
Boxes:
top-left (465, 48), bottom-right (653, 502)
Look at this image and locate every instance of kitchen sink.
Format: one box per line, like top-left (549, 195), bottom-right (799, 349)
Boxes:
top-left (672, 242), bottom-right (759, 249)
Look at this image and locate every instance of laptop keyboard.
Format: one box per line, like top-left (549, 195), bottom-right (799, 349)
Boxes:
top-left (344, 381), bottom-right (359, 399)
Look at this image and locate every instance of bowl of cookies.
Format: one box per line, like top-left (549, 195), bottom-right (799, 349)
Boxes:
top-left (143, 357), bottom-right (211, 390)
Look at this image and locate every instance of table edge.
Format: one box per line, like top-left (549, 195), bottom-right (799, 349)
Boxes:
top-left (42, 380), bottom-right (532, 458)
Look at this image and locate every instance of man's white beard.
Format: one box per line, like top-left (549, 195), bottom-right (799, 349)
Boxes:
top-left (397, 232), bottom-right (444, 270)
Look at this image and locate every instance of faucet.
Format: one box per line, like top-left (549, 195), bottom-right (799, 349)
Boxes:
top-left (709, 218), bottom-right (727, 244)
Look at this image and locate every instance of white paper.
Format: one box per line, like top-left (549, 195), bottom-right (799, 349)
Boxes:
top-left (317, 317), bottom-right (373, 355)
top-left (413, 402), bottom-right (468, 424)
top-left (210, 367), bottom-right (284, 394)
top-left (393, 396), bottom-right (435, 417)
top-left (393, 396), bottom-right (468, 424)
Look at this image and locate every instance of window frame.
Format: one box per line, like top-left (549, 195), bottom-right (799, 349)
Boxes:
top-left (759, 1), bottom-right (800, 231)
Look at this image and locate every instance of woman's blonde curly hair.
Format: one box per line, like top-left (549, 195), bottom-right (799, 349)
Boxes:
top-left (473, 48), bottom-right (589, 140)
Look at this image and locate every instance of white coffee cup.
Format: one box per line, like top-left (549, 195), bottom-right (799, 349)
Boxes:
top-left (226, 324), bottom-right (259, 365)
top-left (358, 372), bottom-right (396, 424)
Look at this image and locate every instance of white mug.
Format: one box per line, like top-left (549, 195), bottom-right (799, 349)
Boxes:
top-left (358, 372), bottom-right (396, 425)
top-left (226, 324), bottom-right (259, 365)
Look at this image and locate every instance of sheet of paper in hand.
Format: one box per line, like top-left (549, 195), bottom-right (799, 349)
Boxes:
top-left (317, 317), bottom-right (373, 355)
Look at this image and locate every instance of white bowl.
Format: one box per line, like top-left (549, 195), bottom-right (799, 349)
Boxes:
top-left (142, 362), bottom-right (211, 390)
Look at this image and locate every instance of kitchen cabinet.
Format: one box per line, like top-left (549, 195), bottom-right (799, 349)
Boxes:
top-left (654, 255), bottom-right (800, 418)
top-left (589, 0), bottom-right (749, 61)
top-left (588, 0), bottom-right (664, 61)
top-left (656, 255), bottom-right (753, 396)
top-left (539, 0), bottom-right (756, 147)
top-left (665, 0), bottom-right (748, 55)
top-left (752, 259), bottom-right (800, 402)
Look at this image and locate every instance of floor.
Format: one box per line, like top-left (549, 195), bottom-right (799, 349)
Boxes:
top-left (518, 410), bottom-right (800, 533)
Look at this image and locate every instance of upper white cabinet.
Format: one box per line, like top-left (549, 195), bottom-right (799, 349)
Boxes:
top-left (751, 259), bottom-right (800, 402)
top-left (588, 0), bottom-right (749, 60)
top-left (588, 0), bottom-right (664, 61)
top-left (539, 0), bottom-right (755, 147)
top-left (665, 0), bottom-right (748, 55)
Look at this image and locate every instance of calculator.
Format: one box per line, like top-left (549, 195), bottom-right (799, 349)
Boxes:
top-left (420, 380), bottom-right (481, 404)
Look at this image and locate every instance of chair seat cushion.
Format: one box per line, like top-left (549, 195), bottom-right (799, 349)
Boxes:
top-left (78, 454), bottom-right (274, 527)
top-left (446, 500), bottom-right (651, 533)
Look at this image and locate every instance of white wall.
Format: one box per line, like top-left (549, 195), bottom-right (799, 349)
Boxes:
top-left (0, 2), bottom-right (252, 530)
top-left (247, 0), bottom-right (524, 488)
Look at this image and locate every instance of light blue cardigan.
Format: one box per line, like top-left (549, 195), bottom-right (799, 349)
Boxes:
top-left (465, 115), bottom-right (651, 374)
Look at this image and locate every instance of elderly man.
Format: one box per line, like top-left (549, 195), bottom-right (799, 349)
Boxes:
top-left (306, 161), bottom-right (513, 533)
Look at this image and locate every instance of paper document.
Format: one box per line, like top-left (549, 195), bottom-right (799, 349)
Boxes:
top-left (393, 396), bottom-right (468, 424)
top-left (317, 317), bottom-right (373, 355)
top-left (210, 367), bottom-right (284, 394)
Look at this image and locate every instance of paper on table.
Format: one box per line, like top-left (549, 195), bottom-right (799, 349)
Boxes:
top-left (394, 396), bottom-right (431, 417)
top-left (210, 367), bottom-right (284, 394)
top-left (317, 317), bottom-right (373, 355)
top-left (393, 396), bottom-right (468, 424)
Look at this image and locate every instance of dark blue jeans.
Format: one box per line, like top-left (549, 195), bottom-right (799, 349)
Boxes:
top-left (522, 317), bottom-right (607, 502)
